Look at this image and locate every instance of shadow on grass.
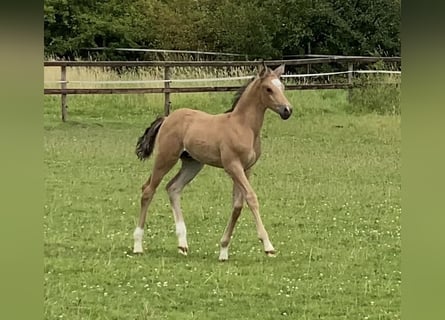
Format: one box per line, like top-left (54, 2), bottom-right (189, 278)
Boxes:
top-left (44, 118), bottom-right (144, 131)
top-left (45, 238), bottom-right (290, 267)
top-left (123, 245), bottom-right (284, 266)
top-left (44, 119), bottom-right (104, 131)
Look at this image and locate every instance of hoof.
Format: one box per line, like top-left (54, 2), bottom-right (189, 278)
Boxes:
top-left (178, 247), bottom-right (188, 256)
top-left (133, 244), bottom-right (143, 254)
top-left (218, 253), bottom-right (229, 262)
top-left (219, 247), bottom-right (229, 261)
top-left (265, 250), bottom-right (276, 257)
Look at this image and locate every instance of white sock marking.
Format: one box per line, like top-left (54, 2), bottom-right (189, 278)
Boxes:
top-left (133, 227), bottom-right (144, 253)
top-left (133, 227), bottom-right (144, 241)
top-left (176, 221), bottom-right (187, 248)
top-left (219, 247), bottom-right (229, 261)
top-left (263, 239), bottom-right (275, 252)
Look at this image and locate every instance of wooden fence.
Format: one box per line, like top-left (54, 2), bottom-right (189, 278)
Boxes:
top-left (44, 56), bottom-right (401, 121)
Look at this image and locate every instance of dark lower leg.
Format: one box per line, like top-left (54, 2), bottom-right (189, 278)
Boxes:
top-left (219, 184), bottom-right (243, 261)
top-left (133, 158), bottom-right (178, 253)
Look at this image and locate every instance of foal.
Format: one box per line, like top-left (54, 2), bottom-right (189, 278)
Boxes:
top-left (133, 64), bottom-right (293, 261)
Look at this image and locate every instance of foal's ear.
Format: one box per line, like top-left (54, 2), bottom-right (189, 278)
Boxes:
top-left (258, 61), bottom-right (271, 77)
top-left (273, 64), bottom-right (285, 77)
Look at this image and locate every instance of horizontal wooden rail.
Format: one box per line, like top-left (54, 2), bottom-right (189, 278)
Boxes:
top-left (283, 54), bottom-right (401, 60)
top-left (44, 57), bottom-right (400, 68)
top-left (44, 83), bottom-right (353, 95)
top-left (82, 47), bottom-right (246, 57)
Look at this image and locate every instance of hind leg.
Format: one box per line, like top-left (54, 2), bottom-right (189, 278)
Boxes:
top-left (166, 157), bottom-right (203, 255)
top-left (133, 153), bottom-right (179, 254)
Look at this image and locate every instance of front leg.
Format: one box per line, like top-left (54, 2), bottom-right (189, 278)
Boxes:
top-left (224, 163), bottom-right (275, 256)
top-left (219, 182), bottom-right (244, 261)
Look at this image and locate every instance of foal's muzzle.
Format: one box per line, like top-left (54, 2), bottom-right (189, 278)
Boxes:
top-left (278, 105), bottom-right (293, 120)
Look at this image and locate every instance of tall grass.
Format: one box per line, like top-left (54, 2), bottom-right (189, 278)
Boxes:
top-left (44, 62), bottom-right (254, 89)
top-left (348, 73), bottom-right (401, 115)
top-left (344, 60), bottom-right (401, 115)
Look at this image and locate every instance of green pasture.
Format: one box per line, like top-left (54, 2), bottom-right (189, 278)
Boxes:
top-left (44, 89), bottom-right (401, 319)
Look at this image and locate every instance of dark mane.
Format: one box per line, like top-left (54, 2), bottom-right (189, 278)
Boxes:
top-left (224, 76), bottom-right (256, 113)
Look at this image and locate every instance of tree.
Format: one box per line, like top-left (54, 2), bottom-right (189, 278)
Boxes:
top-left (44, 0), bottom-right (157, 58)
top-left (44, 0), bottom-right (401, 59)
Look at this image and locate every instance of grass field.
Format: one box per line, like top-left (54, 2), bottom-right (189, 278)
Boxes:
top-left (44, 87), bottom-right (401, 319)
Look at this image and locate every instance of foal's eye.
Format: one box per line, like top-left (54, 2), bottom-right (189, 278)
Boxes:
top-left (266, 87), bottom-right (273, 94)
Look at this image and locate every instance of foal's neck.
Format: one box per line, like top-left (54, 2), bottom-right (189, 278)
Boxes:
top-left (231, 82), bottom-right (266, 136)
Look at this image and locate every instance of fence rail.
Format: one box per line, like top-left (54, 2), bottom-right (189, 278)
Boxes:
top-left (44, 56), bottom-right (401, 121)
top-left (44, 56), bottom-right (400, 68)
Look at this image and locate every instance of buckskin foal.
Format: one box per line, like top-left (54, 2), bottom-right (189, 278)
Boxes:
top-left (133, 63), bottom-right (293, 261)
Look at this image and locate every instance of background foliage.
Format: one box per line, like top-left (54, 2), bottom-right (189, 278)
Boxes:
top-left (44, 0), bottom-right (401, 59)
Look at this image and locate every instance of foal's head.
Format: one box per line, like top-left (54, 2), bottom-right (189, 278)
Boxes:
top-left (255, 64), bottom-right (293, 120)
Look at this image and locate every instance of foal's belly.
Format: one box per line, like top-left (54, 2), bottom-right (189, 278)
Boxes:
top-left (183, 137), bottom-right (224, 168)
top-left (183, 137), bottom-right (258, 169)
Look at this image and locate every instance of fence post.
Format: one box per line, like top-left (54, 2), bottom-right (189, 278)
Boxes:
top-left (164, 66), bottom-right (171, 115)
top-left (347, 62), bottom-right (354, 102)
top-left (306, 42), bottom-right (311, 83)
top-left (61, 65), bottom-right (68, 121)
top-left (348, 62), bottom-right (354, 85)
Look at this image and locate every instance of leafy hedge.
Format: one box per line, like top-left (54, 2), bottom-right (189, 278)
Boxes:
top-left (44, 0), bottom-right (401, 60)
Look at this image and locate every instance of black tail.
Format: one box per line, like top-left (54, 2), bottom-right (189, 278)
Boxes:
top-left (135, 116), bottom-right (165, 161)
